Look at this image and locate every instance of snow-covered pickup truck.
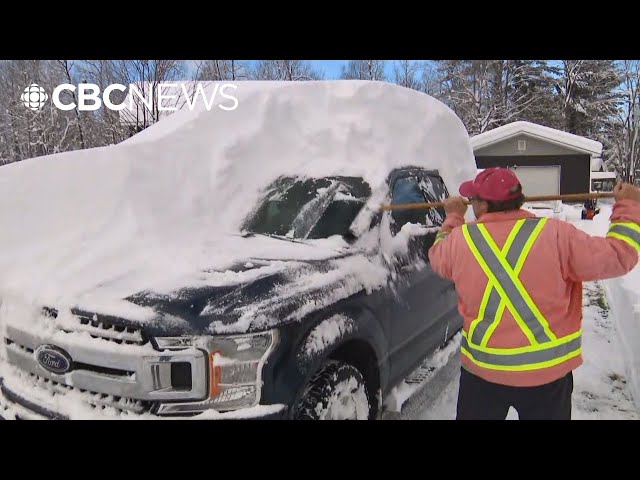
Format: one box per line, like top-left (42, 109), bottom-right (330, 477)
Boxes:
top-left (0, 80), bottom-right (477, 419)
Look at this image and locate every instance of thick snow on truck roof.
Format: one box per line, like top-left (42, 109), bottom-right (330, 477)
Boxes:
top-left (0, 80), bottom-right (476, 321)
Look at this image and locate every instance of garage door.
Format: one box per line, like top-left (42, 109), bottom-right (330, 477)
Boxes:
top-left (508, 165), bottom-right (560, 196)
top-left (509, 165), bottom-right (561, 210)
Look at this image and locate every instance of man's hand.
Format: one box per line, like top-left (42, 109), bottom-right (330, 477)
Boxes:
top-left (614, 182), bottom-right (640, 204)
top-left (443, 196), bottom-right (468, 217)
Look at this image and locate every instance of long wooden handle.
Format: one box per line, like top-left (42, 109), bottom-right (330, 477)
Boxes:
top-left (381, 192), bottom-right (615, 211)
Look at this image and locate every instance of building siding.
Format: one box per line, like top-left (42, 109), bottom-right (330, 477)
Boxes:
top-left (475, 154), bottom-right (590, 196)
top-left (474, 133), bottom-right (588, 157)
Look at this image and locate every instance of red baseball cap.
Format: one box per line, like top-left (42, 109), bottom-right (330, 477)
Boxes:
top-left (459, 168), bottom-right (522, 201)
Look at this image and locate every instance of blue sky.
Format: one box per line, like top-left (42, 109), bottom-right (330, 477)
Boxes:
top-left (265, 60), bottom-right (401, 79)
top-left (308, 60), bottom-right (348, 78)
top-left (189, 60), bottom-right (568, 80)
top-left (190, 60), bottom-right (404, 79)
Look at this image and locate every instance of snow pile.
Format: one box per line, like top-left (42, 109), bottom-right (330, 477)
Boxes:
top-left (577, 205), bottom-right (640, 409)
top-left (559, 202), bottom-right (587, 222)
top-left (0, 80), bottom-right (477, 327)
top-left (572, 281), bottom-right (639, 419)
top-left (605, 268), bottom-right (640, 410)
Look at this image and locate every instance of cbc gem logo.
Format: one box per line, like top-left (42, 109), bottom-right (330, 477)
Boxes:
top-left (21, 83), bottom-right (49, 111)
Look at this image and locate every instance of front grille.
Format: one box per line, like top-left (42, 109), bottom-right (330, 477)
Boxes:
top-left (5, 339), bottom-right (33, 354)
top-left (25, 372), bottom-right (153, 416)
top-left (42, 307), bottom-right (148, 346)
top-left (2, 306), bottom-right (208, 416)
top-left (5, 338), bottom-right (135, 378)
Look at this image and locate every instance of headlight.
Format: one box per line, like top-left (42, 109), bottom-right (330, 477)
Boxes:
top-left (153, 330), bottom-right (277, 414)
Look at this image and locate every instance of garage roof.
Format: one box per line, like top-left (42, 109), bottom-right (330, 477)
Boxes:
top-left (471, 121), bottom-right (603, 156)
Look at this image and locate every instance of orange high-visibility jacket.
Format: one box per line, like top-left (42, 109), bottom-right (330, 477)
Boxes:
top-left (429, 199), bottom-right (640, 387)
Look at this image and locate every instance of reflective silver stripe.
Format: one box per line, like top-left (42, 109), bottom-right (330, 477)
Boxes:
top-left (467, 224), bottom-right (553, 344)
top-left (608, 225), bottom-right (640, 248)
top-left (505, 219), bottom-right (543, 269)
top-left (471, 288), bottom-right (501, 345)
top-left (472, 219), bottom-right (544, 345)
top-left (461, 335), bottom-right (581, 367)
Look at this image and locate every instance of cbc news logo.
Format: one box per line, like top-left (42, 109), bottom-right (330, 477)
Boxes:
top-left (21, 84), bottom-right (49, 111)
top-left (19, 82), bottom-right (238, 113)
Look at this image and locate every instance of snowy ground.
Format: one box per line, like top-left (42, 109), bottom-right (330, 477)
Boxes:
top-left (386, 201), bottom-right (640, 420)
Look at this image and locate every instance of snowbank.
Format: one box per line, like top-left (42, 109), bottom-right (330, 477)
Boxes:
top-left (603, 270), bottom-right (640, 409)
top-left (0, 80), bottom-right (477, 324)
top-left (572, 204), bottom-right (640, 409)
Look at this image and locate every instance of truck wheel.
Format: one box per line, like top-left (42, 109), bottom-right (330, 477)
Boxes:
top-left (295, 360), bottom-right (371, 420)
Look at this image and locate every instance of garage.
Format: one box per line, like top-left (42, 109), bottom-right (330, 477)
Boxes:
top-left (470, 121), bottom-right (603, 202)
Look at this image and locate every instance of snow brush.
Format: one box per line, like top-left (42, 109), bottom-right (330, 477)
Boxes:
top-left (381, 192), bottom-right (616, 211)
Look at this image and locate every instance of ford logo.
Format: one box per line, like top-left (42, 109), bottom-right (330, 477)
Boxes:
top-left (35, 345), bottom-right (73, 375)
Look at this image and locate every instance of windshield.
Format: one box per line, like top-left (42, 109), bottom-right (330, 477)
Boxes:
top-left (244, 176), bottom-right (371, 240)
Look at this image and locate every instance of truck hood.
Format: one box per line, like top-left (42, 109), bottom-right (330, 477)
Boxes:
top-left (0, 233), bottom-right (391, 335)
top-left (127, 248), bottom-right (389, 336)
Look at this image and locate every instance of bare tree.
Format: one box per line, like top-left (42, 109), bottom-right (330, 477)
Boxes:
top-left (421, 61), bottom-right (444, 98)
top-left (112, 60), bottom-right (186, 131)
top-left (77, 60), bottom-right (130, 144)
top-left (487, 60), bottom-right (556, 126)
top-left (197, 60), bottom-right (251, 81)
top-left (605, 61), bottom-right (640, 184)
top-left (435, 60), bottom-right (560, 135)
top-left (393, 60), bottom-right (421, 90)
top-left (506, 60), bottom-right (558, 127)
top-left (253, 60), bottom-right (323, 81)
top-left (437, 60), bottom-right (496, 134)
top-left (0, 60), bottom-right (80, 163)
top-left (340, 60), bottom-right (387, 81)
top-left (56, 60), bottom-right (86, 149)
top-left (551, 60), bottom-right (622, 138)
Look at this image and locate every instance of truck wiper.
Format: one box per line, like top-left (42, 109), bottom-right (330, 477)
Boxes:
top-left (242, 231), bottom-right (307, 244)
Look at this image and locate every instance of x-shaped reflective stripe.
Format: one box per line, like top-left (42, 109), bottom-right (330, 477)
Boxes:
top-left (463, 217), bottom-right (557, 347)
top-left (468, 218), bottom-right (540, 346)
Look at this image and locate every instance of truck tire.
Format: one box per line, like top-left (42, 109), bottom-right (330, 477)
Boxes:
top-left (295, 360), bottom-right (371, 420)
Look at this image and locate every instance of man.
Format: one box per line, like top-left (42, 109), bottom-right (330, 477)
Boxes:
top-left (428, 167), bottom-right (640, 420)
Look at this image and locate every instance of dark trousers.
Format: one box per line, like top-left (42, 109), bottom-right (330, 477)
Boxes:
top-left (456, 367), bottom-right (573, 420)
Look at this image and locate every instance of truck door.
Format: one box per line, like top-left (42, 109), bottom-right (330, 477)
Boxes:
top-left (384, 170), bottom-right (458, 383)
